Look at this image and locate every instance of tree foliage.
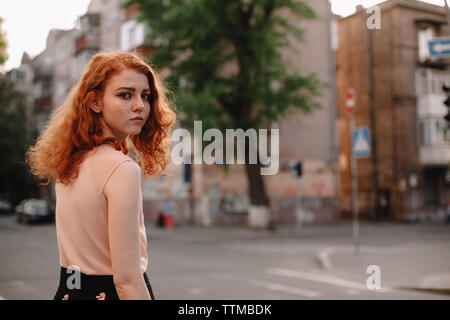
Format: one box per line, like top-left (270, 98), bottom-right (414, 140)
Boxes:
top-left (0, 77), bottom-right (39, 205)
top-left (0, 17), bottom-right (8, 66)
top-left (123, 0), bottom-right (321, 132)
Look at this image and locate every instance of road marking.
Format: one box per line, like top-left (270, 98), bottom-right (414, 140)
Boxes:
top-left (207, 271), bottom-right (320, 298)
top-left (251, 280), bottom-right (321, 298)
top-left (188, 288), bottom-right (204, 295)
top-left (251, 280), bottom-right (320, 298)
top-left (345, 289), bottom-right (361, 296)
top-left (317, 247), bottom-right (336, 270)
top-left (9, 280), bottom-right (37, 292)
top-left (266, 268), bottom-right (389, 292)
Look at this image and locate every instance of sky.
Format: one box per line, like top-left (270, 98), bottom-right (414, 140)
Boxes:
top-left (0, 0), bottom-right (447, 72)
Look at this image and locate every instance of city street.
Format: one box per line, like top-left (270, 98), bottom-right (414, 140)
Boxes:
top-left (0, 213), bottom-right (449, 300)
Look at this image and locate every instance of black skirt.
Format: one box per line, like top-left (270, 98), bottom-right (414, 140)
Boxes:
top-left (53, 266), bottom-right (155, 300)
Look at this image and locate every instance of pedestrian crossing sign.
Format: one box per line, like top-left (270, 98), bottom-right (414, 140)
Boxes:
top-left (352, 127), bottom-right (371, 158)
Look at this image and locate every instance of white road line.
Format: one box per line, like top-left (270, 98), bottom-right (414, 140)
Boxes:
top-left (317, 247), bottom-right (336, 270)
top-left (9, 280), bottom-right (37, 292)
top-left (188, 288), bottom-right (204, 295)
top-left (250, 280), bottom-right (321, 298)
top-left (345, 289), bottom-right (362, 296)
top-left (266, 268), bottom-right (389, 292)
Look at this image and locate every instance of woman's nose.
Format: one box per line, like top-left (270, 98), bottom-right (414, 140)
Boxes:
top-left (133, 96), bottom-right (144, 111)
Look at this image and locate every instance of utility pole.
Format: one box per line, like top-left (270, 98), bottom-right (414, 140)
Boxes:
top-left (293, 162), bottom-right (303, 231)
top-left (363, 9), bottom-right (379, 220)
top-left (346, 87), bottom-right (360, 254)
top-left (350, 114), bottom-right (360, 254)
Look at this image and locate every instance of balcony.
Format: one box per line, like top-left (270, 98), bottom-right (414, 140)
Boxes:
top-left (35, 96), bottom-right (53, 110)
top-left (419, 144), bottom-right (450, 166)
top-left (415, 68), bottom-right (450, 166)
top-left (75, 33), bottom-right (100, 55)
top-left (416, 69), bottom-right (450, 114)
top-left (32, 65), bottom-right (52, 83)
top-left (418, 118), bottom-right (450, 166)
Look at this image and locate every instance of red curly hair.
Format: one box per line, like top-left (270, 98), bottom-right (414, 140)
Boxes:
top-left (26, 50), bottom-right (176, 185)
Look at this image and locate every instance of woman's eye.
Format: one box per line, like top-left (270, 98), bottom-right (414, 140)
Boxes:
top-left (142, 93), bottom-right (150, 100)
top-left (118, 92), bottom-right (131, 99)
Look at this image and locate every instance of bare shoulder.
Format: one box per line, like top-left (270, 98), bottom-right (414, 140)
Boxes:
top-left (103, 160), bottom-right (141, 199)
top-left (96, 143), bottom-right (133, 161)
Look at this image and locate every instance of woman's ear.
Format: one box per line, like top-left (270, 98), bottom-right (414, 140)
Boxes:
top-left (90, 99), bottom-right (102, 114)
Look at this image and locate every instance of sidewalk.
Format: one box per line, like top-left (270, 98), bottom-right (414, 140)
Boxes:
top-left (315, 225), bottom-right (450, 294)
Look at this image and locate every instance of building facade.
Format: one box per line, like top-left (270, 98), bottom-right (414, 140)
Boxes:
top-left (336, 0), bottom-right (450, 220)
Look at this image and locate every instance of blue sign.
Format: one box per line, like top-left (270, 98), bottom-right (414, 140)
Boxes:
top-left (428, 37), bottom-right (450, 57)
top-left (352, 127), bottom-right (371, 158)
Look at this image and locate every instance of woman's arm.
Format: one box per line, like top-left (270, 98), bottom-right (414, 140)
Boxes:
top-left (104, 160), bottom-right (151, 300)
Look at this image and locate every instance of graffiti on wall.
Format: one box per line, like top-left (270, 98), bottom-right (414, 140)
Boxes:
top-left (221, 193), bottom-right (249, 215)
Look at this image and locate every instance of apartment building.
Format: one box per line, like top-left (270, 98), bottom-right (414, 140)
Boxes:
top-left (336, 0), bottom-right (450, 220)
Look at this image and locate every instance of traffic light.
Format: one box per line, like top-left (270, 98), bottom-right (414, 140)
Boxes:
top-left (292, 162), bottom-right (302, 177)
top-left (445, 110), bottom-right (450, 126)
top-left (183, 163), bottom-right (191, 183)
top-left (443, 85), bottom-right (450, 127)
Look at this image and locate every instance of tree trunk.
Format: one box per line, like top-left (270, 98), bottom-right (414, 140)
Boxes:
top-left (244, 146), bottom-right (272, 229)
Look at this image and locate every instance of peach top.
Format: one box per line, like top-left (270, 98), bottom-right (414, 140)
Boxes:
top-left (54, 144), bottom-right (148, 275)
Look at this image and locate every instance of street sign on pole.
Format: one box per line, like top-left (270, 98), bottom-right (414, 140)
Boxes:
top-left (428, 37), bottom-right (450, 58)
top-left (352, 127), bottom-right (371, 158)
top-left (346, 87), bottom-right (356, 114)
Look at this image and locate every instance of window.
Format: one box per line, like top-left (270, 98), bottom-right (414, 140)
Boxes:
top-left (419, 122), bottom-right (424, 145)
top-left (418, 24), bottom-right (435, 62)
top-left (419, 119), bottom-right (447, 145)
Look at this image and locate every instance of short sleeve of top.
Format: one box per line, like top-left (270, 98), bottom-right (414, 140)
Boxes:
top-left (54, 144), bottom-right (148, 275)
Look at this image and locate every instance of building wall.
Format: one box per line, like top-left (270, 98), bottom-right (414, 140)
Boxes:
top-left (278, 0), bottom-right (336, 162)
top-left (336, 0), bottom-right (450, 219)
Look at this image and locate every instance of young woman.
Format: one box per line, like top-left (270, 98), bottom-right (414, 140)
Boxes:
top-left (26, 51), bottom-right (176, 300)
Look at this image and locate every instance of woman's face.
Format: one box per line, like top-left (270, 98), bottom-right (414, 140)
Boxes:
top-left (95, 68), bottom-right (151, 142)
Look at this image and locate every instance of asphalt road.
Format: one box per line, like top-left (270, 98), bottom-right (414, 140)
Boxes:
top-left (0, 213), bottom-right (448, 300)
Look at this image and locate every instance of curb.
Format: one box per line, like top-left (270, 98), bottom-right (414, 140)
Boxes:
top-left (316, 246), bottom-right (450, 296)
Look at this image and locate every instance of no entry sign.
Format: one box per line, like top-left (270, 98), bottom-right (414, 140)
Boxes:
top-left (346, 87), bottom-right (356, 115)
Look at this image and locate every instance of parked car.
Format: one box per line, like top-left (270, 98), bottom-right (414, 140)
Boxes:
top-left (15, 199), bottom-right (54, 224)
top-left (0, 199), bottom-right (12, 214)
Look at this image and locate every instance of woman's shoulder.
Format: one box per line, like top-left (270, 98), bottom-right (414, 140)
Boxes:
top-left (87, 143), bottom-right (133, 163)
top-left (84, 144), bottom-right (137, 176)
top-left (84, 144), bottom-right (139, 193)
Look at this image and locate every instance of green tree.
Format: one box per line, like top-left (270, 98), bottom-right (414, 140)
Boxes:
top-left (124, 0), bottom-right (321, 228)
top-left (0, 17), bottom-right (8, 66)
top-left (0, 76), bottom-right (39, 206)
